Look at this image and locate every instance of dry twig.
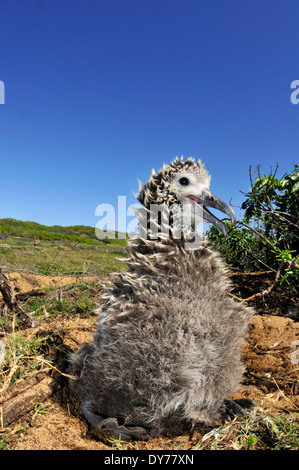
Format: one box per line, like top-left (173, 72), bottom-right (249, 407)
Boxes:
top-left (0, 268), bottom-right (35, 327)
top-left (228, 261), bottom-right (285, 303)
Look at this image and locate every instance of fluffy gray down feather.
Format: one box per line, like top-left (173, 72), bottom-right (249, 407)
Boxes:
top-left (70, 157), bottom-right (252, 437)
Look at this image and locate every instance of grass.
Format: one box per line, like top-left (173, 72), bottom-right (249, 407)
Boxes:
top-left (22, 282), bottom-right (97, 319)
top-left (0, 218), bottom-right (129, 276)
top-left (192, 406), bottom-right (299, 450)
top-left (0, 237), bottom-right (128, 276)
top-left (0, 326), bottom-right (53, 393)
top-left (0, 218), bottom-right (128, 246)
top-left (0, 424), bottom-right (27, 450)
top-left (31, 403), bottom-right (51, 421)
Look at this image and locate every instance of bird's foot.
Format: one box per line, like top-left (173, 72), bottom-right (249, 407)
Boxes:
top-left (220, 398), bottom-right (255, 422)
top-left (81, 400), bottom-right (150, 441)
top-left (91, 417), bottom-right (151, 441)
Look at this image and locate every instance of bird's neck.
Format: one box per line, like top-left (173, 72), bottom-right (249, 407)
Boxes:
top-left (128, 233), bottom-right (207, 258)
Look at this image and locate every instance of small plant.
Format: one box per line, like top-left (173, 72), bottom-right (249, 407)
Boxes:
top-left (31, 403), bottom-right (50, 421)
top-left (0, 424), bottom-right (27, 450)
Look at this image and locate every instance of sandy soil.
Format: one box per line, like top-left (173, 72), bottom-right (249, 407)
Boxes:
top-left (7, 271), bottom-right (97, 294)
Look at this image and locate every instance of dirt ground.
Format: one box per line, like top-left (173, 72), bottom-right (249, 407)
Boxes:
top-left (7, 271), bottom-right (97, 293)
top-left (2, 271), bottom-right (299, 450)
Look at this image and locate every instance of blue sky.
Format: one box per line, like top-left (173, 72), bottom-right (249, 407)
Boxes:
top-left (0, 0), bottom-right (298, 230)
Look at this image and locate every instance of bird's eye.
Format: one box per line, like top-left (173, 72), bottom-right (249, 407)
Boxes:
top-left (179, 177), bottom-right (189, 186)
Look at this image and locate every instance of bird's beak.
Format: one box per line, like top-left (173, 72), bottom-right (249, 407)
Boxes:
top-left (187, 191), bottom-right (236, 236)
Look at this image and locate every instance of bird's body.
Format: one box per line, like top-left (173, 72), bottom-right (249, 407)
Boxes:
top-left (70, 157), bottom-right (253, 440)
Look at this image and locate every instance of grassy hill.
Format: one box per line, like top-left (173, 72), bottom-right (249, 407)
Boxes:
top-left (0, 218), bottom-right (129, 275)
top-left (0, 218), bottom-right (127, 245)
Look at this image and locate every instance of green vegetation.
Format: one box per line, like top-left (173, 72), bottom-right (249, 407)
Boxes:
top-left (0, 218), bottom-right (129, 275)
top-left (193, 406), bottom-right (299, 450)
top-left (1, 331), bottom-right (51, 388)
top-left (0, 424), bottom-right (27, 450)
top-left (0, 218), bottom-right (127, 245)
top-left (22, 281), bottom-right (97, 319)
top-left (207, 164), bottom-right (299, 285)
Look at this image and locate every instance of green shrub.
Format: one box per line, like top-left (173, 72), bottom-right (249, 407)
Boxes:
top-left (207, 164), bottom-right (299, 284)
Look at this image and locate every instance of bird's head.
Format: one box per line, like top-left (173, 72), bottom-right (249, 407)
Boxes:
top-left (137, 157), bottom-right (235, 236)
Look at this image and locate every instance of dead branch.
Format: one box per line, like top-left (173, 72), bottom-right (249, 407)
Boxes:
top-left (228, 271), bottom-right (272, 277)
top-left (0, 371), bottom-right (49, 404)
top-left (228, 262), bottom-right (285, 303)
top-left (16, 290), bottom-right (46, 301)
top-left (0, 373), bottom-right (59, 428)
top-left (0, 268), bottom-right (35, 327)
top-left (272, 377), bottom-right (299, 411)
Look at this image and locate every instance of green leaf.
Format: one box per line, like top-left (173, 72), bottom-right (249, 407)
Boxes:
top-left (291, 181), bottom-right (299, 193)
